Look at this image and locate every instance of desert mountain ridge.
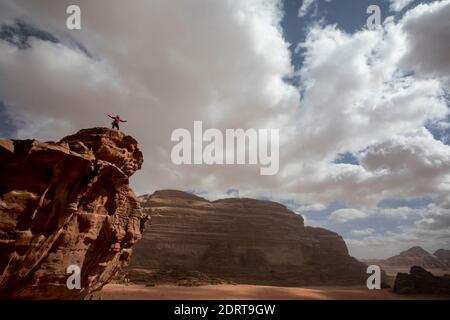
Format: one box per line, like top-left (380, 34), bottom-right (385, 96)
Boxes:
top-left (363, 246), bottom-right (450, 270)
top-left (127, 189), bottom-right (369, 286)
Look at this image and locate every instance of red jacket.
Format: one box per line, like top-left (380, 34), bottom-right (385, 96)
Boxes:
top-left (108, 115), bottom-right (127, 124)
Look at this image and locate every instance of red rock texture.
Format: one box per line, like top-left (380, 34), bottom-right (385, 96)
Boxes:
top-left (0, 128), bottom-right (147, 299)
top-left (129, 190), bottom-right (367, 286)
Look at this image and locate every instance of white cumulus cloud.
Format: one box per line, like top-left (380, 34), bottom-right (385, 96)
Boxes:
top-left (330, 208), bottom-right (369, 223)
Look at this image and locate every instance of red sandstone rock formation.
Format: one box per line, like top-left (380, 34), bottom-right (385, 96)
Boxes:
top-left (129, 190), bottom-right (367, 286)
top-left (394, 266), bottom-right (450, 295)
top-left (0, 128), bottom-right (147, 299)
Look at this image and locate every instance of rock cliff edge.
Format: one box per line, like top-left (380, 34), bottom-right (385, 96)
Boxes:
top-left (0, 128), bottom-right (147, 299)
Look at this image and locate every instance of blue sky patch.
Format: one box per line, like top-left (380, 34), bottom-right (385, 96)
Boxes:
top-left (333, 152), bottom-right (360, 165)
top-left (377, 196), bottom-right (433, 209)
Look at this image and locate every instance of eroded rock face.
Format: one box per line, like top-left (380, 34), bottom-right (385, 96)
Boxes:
top-left (394, 266), bottom-right (450, 295)
top-left (0, 128), bottom-right (147, 299)
top-left (130, 190), bottom-right (367, 286)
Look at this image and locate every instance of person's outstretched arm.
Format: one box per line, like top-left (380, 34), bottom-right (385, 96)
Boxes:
top-left (120, 119), bottom-right (127, 122)
top-left (108, 114), bottom-right (115, 119)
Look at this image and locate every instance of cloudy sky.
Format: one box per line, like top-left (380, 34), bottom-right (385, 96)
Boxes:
top-left (1, 0), bottom-right (449, 258)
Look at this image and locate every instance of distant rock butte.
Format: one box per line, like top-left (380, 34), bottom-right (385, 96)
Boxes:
top-left (0, 128), bottom-right (147, 299)
top-left (129, 190), bottom-right (367, 286)
top-left (383, 246), bottom-right (448, 269)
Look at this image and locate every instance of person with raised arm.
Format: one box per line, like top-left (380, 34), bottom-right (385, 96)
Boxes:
top-left (108, 114), bottom-right (127, 130)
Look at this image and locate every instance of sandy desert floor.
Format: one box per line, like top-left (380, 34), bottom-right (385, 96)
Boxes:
top-left (97, 284), bottom-right (448, 300)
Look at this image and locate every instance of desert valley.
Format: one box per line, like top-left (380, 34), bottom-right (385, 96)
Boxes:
top-left (1, 128), bottom-right (449, 300)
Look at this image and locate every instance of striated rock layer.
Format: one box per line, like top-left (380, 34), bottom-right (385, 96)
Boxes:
top-left (0, 128), bottom-right (147, 299)
top-left (130, 190), bottom-right (367, 286)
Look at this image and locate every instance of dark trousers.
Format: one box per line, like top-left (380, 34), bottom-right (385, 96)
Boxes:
top-left (112, 122), bottom-right (120, 130)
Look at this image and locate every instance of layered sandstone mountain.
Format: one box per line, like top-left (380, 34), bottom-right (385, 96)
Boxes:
top-left (129, 190), bottom-right (367, 286)
top-left (383, 246), bottom-right (448, 269)
top-left (0, 128), bottom-right (147, 299)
